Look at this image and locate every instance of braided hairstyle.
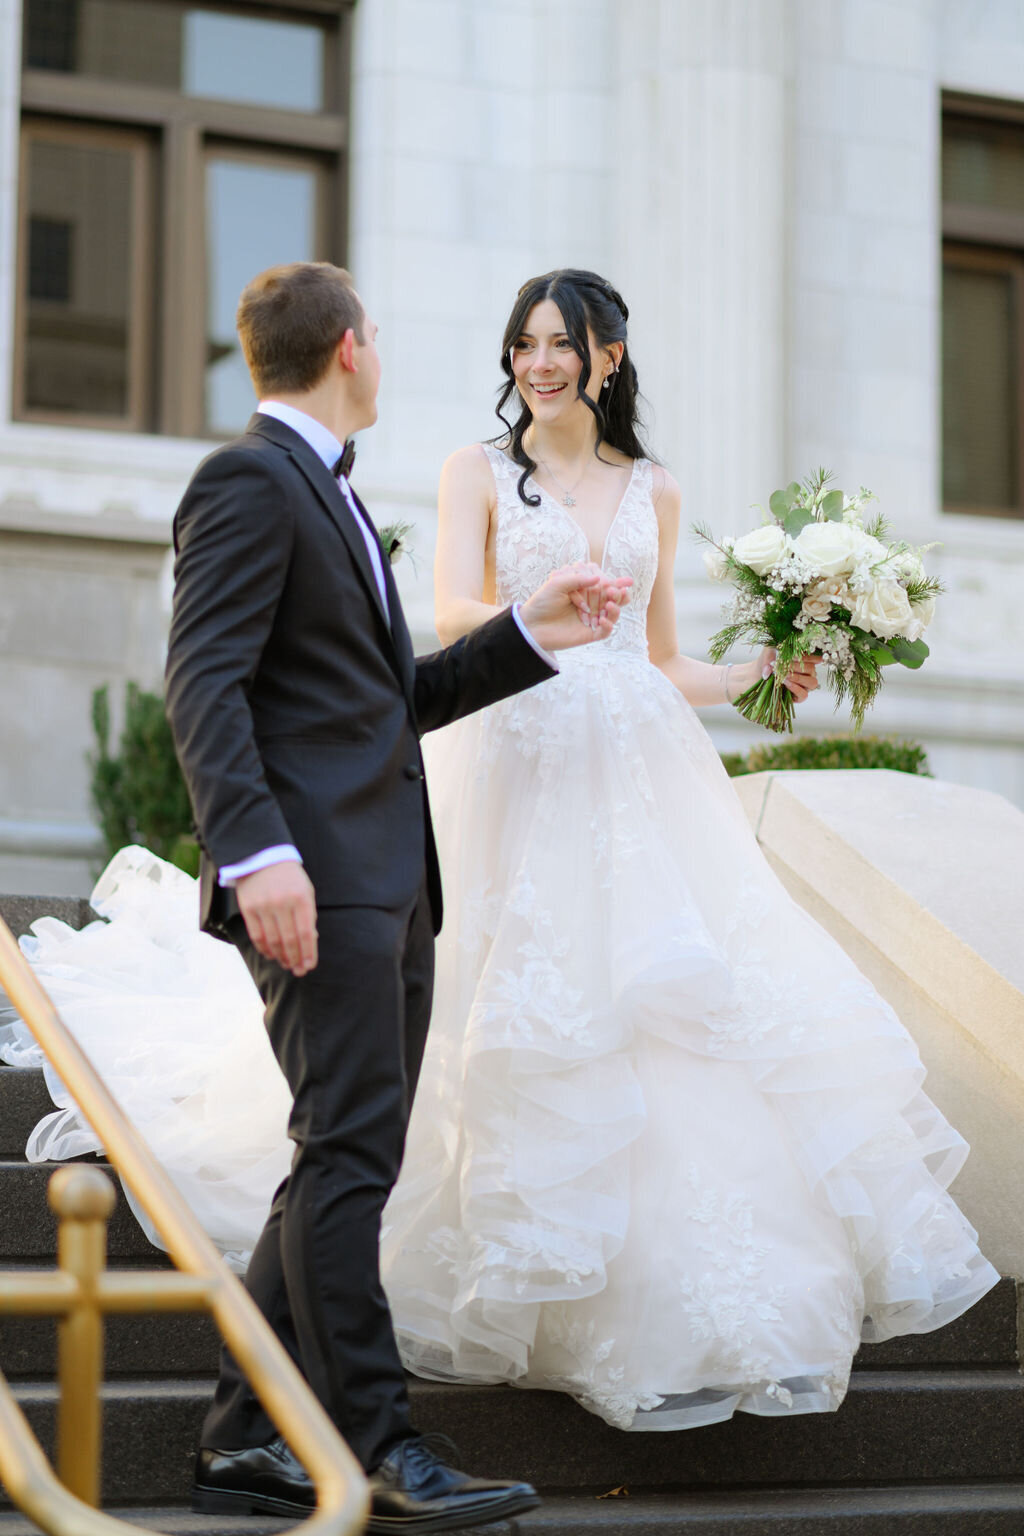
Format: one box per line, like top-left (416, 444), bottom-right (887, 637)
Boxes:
top-left (494, 268), bottom-right (653, 507)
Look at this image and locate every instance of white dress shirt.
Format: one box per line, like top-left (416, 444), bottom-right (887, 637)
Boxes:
top-left (220, 400), bottom-right (555, 887)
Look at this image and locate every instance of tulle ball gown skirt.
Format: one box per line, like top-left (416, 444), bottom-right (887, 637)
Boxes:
top-left (380, 645), bottom-right (998, 1430)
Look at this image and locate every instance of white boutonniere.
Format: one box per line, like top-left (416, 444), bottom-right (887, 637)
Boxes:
top-left (378, 520), bottom-right (416, 569)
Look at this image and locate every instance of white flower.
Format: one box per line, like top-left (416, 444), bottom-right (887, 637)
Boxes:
top-left (702, 544), bottom-right (732, 582)
top-left (799, 593), bottom-right (832, 623)
top-left (849, 578), bottom-right (913, 641)
top-left (903, 591), bottom-right (936, 641)
top-left (910, 591), bottom-right (936, 627)
top-left (793, 520), bottom-right (860, 577)
top-left (892, 547), bottom-right (925, 581)
top-left (850, 530), bottom-right (889, 567)
top-left (378, 520), bottom-right (415, 567)
top-left (732, 524), bottom-right (789, 575)
top-left (799, 577), bottom-right (851, 624)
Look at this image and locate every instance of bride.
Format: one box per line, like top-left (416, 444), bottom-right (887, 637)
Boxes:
top-left (0, 268), bottom-right (997, 1435)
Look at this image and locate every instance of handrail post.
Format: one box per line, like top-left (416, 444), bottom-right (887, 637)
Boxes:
top-left (48, 1167), bottom-right (116, 1507)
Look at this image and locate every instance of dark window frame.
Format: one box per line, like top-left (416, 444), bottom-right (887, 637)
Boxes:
top-left (15, 0), bottom-right (353, 438)
top-left (942, 94), bottom-right (1024, 519)
top-left (14, 117), bottom-right (156, 431)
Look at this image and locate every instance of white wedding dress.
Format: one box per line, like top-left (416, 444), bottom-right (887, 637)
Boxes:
top-left (0, 445), bottom-right (998, 1434)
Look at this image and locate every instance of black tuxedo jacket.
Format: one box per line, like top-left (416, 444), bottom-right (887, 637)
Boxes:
top-left (164, 413), bottom-right (554, 935)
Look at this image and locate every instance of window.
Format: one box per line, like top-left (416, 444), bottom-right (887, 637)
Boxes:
top-left (15, 0), bottom-right (351, 436)
top-left (942, 103), bottom-right (1024, 517)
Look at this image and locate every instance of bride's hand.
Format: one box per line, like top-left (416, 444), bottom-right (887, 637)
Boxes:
top-left (757, 646), bottom-right (823, 703)
top-left (519, 563), bottom-right (632, 651)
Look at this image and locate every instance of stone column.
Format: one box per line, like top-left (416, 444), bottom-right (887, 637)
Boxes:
top-left (611, 0), bottom-right (791, 586)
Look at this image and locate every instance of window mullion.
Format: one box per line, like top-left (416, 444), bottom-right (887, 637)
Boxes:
top-left (160, 119), bottom-right (206, 437)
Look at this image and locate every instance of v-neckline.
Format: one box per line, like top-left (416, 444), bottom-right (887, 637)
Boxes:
top-left (512, 454), bottom-right (640, 568)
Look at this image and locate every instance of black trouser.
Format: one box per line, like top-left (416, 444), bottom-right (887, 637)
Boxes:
top-left (199, 888), bottom-right (435, 1472)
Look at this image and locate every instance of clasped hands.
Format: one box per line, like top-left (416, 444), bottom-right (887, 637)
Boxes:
top-left (518, 561), bottom-right (633, 652)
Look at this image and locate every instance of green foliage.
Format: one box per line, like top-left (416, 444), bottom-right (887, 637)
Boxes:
top-left (720, 735), bottom-right (932, 779)
top-left (89, 683), bottom-right (198, 875)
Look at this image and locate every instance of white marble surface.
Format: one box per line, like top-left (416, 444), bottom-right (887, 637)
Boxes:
top-left (733, 766), bottom-right (1024, 1274)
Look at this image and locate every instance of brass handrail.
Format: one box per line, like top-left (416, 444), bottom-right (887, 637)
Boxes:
top-left (0, 913), bottom-right (368, 1536)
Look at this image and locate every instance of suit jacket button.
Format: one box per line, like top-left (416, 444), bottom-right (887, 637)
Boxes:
top-left (403, 764), bottom-right (423, 781)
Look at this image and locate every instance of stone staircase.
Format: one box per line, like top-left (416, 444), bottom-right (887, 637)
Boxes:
top-left (1, 896), bottom-right (1024, 1533)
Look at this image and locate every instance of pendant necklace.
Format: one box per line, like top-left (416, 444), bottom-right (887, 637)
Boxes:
top-left (536, 457), bottom-right (586, 508)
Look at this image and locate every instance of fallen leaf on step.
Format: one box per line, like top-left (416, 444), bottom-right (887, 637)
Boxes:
top-left (596, 1487), bottom-right (630, 1499)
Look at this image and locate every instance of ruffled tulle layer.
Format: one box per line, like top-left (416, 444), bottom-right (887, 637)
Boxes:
top-left (0, 848), bottom-right (290, 1272)
top-left (380, 647), bottom-right (998, 1429)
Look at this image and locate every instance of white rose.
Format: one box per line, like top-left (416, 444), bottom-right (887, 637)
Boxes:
top-left (793, 520), bottom-right (859, 577)
top-left (799, 576), bottom-right (852, 624)
top-left (702, 544), bottom-right (732, 582)
top-left (814, 576), bottom-right (853, 609)
top-left (910, 591), bottom-right (936, 628)
top-left (732, 523), bottom-right (788, 575)
top-left (849, 578), bottom-right (914, 641)
top-left (799, 596), bottom-right (831, 624)
top-left (903, 591), bottom-right (936, 641)
top-left (849, 530), bottom-right (889, 567)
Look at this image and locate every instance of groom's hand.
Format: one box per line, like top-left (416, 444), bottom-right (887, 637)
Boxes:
top-left (519, 563), bottom-right (633, 652)
top-left (236, 862), bottom-right (318, 976)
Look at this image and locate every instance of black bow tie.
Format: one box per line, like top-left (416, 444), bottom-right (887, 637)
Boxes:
top-left (332, 440), bottom-right (356, 480)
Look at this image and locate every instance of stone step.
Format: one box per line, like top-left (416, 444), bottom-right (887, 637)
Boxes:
top-left (0, 1066), bottom-right (64, 1158)
top-left (2, 1487), bottom-right (1024, 1536)
top-left (4, 1370), bottom-right (1024, 1507)
top-left (0, 1161), bottom-right (165, 1264)
top-left (518, 1486), bottom-right (1024, 1533)
top-left (1, 1273), bottom-right (1014, 1384)
top-left (407, 1369), bottom-right (1024, 1491)
top-left (0, 896), bottom-right (97, 941)
top-left (0, 1302), bottom-right (219, 1381)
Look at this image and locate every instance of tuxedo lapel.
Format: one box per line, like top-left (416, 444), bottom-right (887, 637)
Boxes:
top-left (350, 487), bottom-right (417, 702)
top-left (246, 414), bottom-right (393, 639)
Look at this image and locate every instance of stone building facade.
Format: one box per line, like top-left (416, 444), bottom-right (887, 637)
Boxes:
top-left (0, 0), bottom-right (1022, 894)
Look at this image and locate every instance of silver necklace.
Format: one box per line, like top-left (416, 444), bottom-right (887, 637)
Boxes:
top-left (535, 456), bottom-right (587, 508)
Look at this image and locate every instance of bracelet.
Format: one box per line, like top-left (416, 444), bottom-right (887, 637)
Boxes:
top-left (722, 663), bottom-right (734, 703)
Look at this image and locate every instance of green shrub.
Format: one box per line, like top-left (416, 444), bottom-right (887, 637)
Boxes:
top-left (721, 735), bottom-right (931, 779)
top-left (90, 683), bottom-right (198, 875)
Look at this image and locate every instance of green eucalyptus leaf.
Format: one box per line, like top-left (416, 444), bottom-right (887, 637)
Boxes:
top-left (888, 636), bottom-right (930, 669)
top-left (822, 489), bottom-right (845, 521)
top-left (783, 507), bottom-right (815, 537)
top-left (769, 489), bottom-right (790, 518)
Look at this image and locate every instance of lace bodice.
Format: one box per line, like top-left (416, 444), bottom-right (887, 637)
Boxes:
top-left (482, 443), bottom-right (658, 658)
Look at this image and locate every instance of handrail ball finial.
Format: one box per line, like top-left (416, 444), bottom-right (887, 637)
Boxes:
top-left (47, 1166), bottom-right (117, 1222)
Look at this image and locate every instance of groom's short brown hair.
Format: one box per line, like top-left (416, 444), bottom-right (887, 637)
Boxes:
top-left (237, 262), bottom-right (365, 397)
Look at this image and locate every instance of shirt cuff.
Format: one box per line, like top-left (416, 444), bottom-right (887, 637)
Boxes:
top-left (511, 602), bottom-right (559, 671)
top-left (219, 845), bottom-right (302, 887)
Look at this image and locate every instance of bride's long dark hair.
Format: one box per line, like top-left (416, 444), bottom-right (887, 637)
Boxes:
top-left (494, 268), bottom-right (654, 507)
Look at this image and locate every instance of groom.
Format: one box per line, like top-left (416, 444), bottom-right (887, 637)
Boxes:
top-left (165, 261), bottom-right (628, 1529)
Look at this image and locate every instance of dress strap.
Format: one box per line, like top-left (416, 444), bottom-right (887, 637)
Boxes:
top-left (479, 441), bottom-right (519, 482)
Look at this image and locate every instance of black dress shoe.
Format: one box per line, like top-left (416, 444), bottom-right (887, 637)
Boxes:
top-left (191, 1436), bottom-right (314, 1517)
top-left (368, 1434), bottom-right (541, 1533)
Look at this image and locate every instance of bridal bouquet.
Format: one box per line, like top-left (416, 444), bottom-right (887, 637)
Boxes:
top-left (696, 471), bottom-right (941, 734)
